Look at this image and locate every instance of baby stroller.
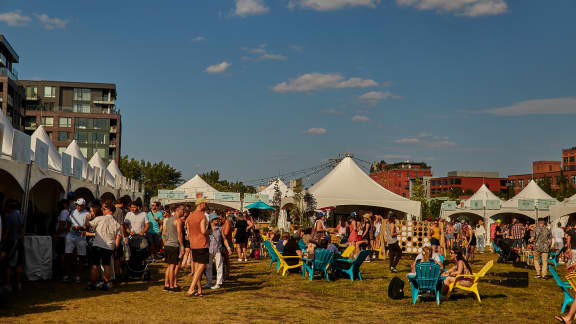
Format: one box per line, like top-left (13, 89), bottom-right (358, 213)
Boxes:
top-left (121, 235), bottom-right (152, 281)
top-left (494, 239), bottom-right (520, 264)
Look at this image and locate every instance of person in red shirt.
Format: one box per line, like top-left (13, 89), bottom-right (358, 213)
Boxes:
top-left (186, 203), bottom-right (209, 297)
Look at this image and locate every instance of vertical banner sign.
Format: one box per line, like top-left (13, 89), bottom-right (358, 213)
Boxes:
top-left (61, 153), bottom-right (72, 176)
top-left (72, 157), bottom-right (82, 178)
top-left (12, 130), bottom-right (31, 163)
top-left (34, 139), bottom-right (49, 169)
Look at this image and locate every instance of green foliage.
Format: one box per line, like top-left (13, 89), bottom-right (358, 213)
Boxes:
top-left (370, 160), bottom-right (430, 173)
top-left (199, 170), bottom-right (256, 194)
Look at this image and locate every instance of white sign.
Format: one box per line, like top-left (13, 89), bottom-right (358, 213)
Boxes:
top-left (72, 157), bottom-right (82, 178)
top-left (12, 130), bottom-right (31, 163)
top-left (34, 139), bottom-right (49, 169)
top-left (61, 153), bottom-right (72, 176)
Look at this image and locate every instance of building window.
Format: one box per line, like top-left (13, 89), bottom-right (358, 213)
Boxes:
top-left (76, 118), bottom-right (89, 129)
top-left (44, 86), bottom-right (56, 98)
top-left (80, 147), bottom-right (88, 158)
top-left (519, 180), bottom-right (524, 187)
top-left (59, 117), bottom-right (72, 128)
top-left (58, 147), bottom-right (66, 154)
top-left (571, 176), bottom-right (576, 185)
top-left (75, 131), bottom-right (89, 144)
top-left (92, 119), bottom-right (107, 129)
top-left (92, 133), bottom-right (106, 144)
top-left (26, 86), bottom-right (38, 99)
top-left (73, 103), bottom-right (90, 113)
top-left (571, 156), bottom-right (575, 163)
top-left (73, 88), bottom-right (91, 101)
top-left (58, 132), bottom-right (71, 142)
top-left (40, 117), bottom-right (54, 127)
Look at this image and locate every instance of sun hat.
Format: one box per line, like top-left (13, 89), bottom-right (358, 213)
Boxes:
top-left (75, 198), bottom-right (86, 206)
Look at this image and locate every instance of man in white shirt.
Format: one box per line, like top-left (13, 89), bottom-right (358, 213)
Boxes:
top-left (124, 202), bottom-right (149, 236)
top-left (64, 198), bottom-right (90, 283)
top-left (87, 201), bottom-right (121, 291)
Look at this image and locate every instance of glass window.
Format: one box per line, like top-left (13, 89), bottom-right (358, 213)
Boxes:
top-left (73, 88), bottom-right (91, 101)
top-left (44, 86), bottom-right (56, 98)
top-left (75, 131), bottom-right (89, 144)
top-left (97, 148), bottom-right (107, 159)
top-left (92, 133), bottom-right (106, 144)
top-left (59, 117), bottom-right (72, 127)
top-left (519, 180), bottom-right (524, 187)
top-left (92, 119), bottom-right (107, 129)
top-left (58, 147), bottom-right (66, 154)
top-left (40, 116), bottom-right (54, 127)
top-left (455, 178), bottom-right (461, 185)
top-left (73, 103), bottom-right (90, 113)
top-left (58, 132), bottom-right (71, 141)
top-left (572, 176), bottom-right (576, 185)
top-left (571, 156), bottom-right (575, 162)
top-left (26, 86), bottom-right (38, 99)
top-left (76, 118), bottom-right (89, 129)
top-left (80, 147), bottom-right (88, 157)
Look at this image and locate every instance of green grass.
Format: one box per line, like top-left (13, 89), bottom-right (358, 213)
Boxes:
top-left (0, 253), bottom-right (565, 323)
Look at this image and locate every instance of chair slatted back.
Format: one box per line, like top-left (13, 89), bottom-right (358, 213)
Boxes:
top-left (313, 249), bottom-right (334, 271)
top-left (476, 260), bottom-right (494, 277)
top-left (565, 272), bottom-right (576, 290)
top-left (549, 266), bottom-right (568, 288)
top-left (264, 241), bottom-right (279, 261)
top-left (353, 250), bottom-right (371, 267)
top-left (415, 262), bottom-right (442, 292)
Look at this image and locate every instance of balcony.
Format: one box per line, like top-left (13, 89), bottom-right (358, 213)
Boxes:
top-left (0, 67), bottom-right (17, 80)
top-left (24, 122), bottom-right (38, 131)
top-left (60, 106), bottom-right (120, 115)
top-left (93, 98), bottom-right (115, 105)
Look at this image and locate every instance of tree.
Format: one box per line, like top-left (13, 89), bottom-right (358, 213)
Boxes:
top-left (199, 170), bottom-right (256, 194)
top-left (410, 181), bottom-right (431, 220)
top-left (270, 180), bottom-right (282, 227)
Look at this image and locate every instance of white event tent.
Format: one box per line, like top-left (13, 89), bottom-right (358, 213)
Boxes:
top-left (176, 174), bottom-right (219, 199)
top-left (502, 179), bottom-right (558, 209)
top-left (65, 140), bottom-right (89, 178)
top-left (107, 159), bottom-right (122, 185)
top-left (88, 152), bottom-right (115, 187)
top-left (31, 125), bottom-right (62, 171)
top-left (303, 156), bottom-right (421, 218)
top-left (551, 193), bottom-right (576, 225)
top-left (258, 178), bottom-right (294, 199)
top-left (463, 184), bottom-right (501, 208)
top-left (0, 110), bottom-right (15, 157)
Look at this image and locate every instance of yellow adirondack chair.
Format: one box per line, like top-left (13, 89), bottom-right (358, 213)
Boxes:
top-left (446, 260), bottom-right (493, 302)
top-left (271, 245), bottom-right (302, 276)
top-left (341, 245), bottom-right (355, 258)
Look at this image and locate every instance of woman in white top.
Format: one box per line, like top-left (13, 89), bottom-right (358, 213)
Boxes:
top-left (552, 222), bottom-right (565, 252)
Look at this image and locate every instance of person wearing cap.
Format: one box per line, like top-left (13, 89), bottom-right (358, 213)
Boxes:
top-left (410, 243), bottom-right (442, 274)
top-left (64, 198), bottom-right (90, 283)
top-left (204, 212), bottom-right (232, 290)
top-left (494, 219), bottom-right (504, 247)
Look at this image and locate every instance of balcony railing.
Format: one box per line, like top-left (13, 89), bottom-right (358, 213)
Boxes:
top-left (59, 106), bottom-right (119, 115)
top-left (0, 67), bottom-right (17, 80)
top-left (93, 98), bottom-right (115, 105)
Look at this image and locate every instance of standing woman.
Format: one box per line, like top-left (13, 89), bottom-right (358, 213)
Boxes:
top-left (372, 215), bottom-right (382, 258)
top-left (445, 221), bottom-right (455, 250)
top-left (180, 206), bottom-right (193, 273)
top-left (312, 213), bottom-right (328, 248)
top-left (347, 213), bottom-right (358, 248)
top-left (386, 215), bottom-right (402, 273)
top-left (234, 213), bottom-right (249, 262)
top-left (356, 213), bottom-right (373, 259)
top-left (466, 225), bottom-right (477, 262)
top-left (186, 203), bottom-right (209, 297)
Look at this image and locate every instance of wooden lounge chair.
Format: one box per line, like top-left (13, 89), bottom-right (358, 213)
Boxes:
top-left (446, 260), bottom-right (493, 302)
top-left (302, 249), bottom-right (334, 282)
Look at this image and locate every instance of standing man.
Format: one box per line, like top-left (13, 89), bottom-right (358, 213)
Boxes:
top-left (147, 202), bottom-right (164, 259)
top-left (124, 202), bottom-right (149, 238)
top-left (186, 203), bottom-right (209, 297)
top-left (1, 200), bottom-right (24, 292)
top-left (386, 215), bottom-right (402, 273)
top-left (531, 218), bottom-right (552, 279)
top-left (163, 204), bottom-right (184, 292)
top-left (64, 198), bottom-right (90, 283)
top-left (510, 218), bottom-right (525, 252)
top-left (87, 202), bottom-right (121, 291)
top-left (565, 225), bottom-right (576, 266)
top-left (112, 200), bottom-right (127, 277)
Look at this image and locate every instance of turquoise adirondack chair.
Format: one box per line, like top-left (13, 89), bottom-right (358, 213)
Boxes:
top-left (302, 249), bottom-right (334, 282)
top-left (264, 241), bottom-right (281, 271)
top-left (528, 248), bottom-right (564, 268)
top-left (493, 242), bottom-right (503, 256)
top-left (334, 250), bottom-right (371, 281)
top-left (549, 265), bottom-right (574, 313)
top-left (409, 262), bottom-right (442, 305)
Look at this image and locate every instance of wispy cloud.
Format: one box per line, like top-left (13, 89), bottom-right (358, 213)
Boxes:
top-left (289, 45), bottom-right (304, 52)
top-left (34, 13), bottom-right (68, 29)
top-left (191, 36), bottom-right (206, 42)
top-left (273, 73), bottom-right (378, 93)
top-left (394, 133), bottom-right (457, 148)
top-left (479, 97), bottom-right (576, 116)
top-left (204, 61), bottom-right (231, 74)
top-left (289, 0), bottom-right (380, 11)
top-left (359, 91), bottom-right (403, 103)
top-left (0, 10), bottom-right (31, 27)
top-left (234, 0), bottom-right (270, 17)
top-left (352, 115), bottom-right (370, 122)
top-left (304, 128), bottom-right (327, 135)
top-left (380, 154), bottom-right (412, 160)
top-left (321, 109), bottom-right (343, 115)
top-left (243, 44), bottom-right (287, 61)
top-left (396, 0), bottom-right (508, 17)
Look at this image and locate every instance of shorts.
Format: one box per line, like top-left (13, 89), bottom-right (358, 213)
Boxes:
top-left (191, 248), bottom-right (209, 265)
top-left (512, 239), bottom-right (523, 249)
top-left (65, 235), bottom-right (87, 256)
top-left (146, 232), bottom-right (162, 247)
top-left (90, 246), bottom-right (113, 266)
top-left (431, 238), bottom-right (440, 246)
top-left (1, 240), bottom-right (24, 267)
top-left (184, 240), bottom-right (190, 249)
top-left (445, 234), bottom-right (455, 240)
top-left (164, 246), bottom-right (180, 265)
top-left (235, 235), bottom-right (248, 245)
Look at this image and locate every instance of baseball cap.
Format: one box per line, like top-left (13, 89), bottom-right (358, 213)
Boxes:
top-left (75, 198), bottom-right (86, 206)
top-left (208, 213), bottom-right (219, 222)
top-left (496, 219), bottom-right (501, 223)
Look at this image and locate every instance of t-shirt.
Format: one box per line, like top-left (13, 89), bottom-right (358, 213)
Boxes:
top-left (147, 211), bottom-right (164, 234)
top-left (124, 212), bottom-right (149, 234)
top-left (4, 210), bottom-right (24, 241)
top-left (68, 209), bottom-right (90, 238)
top-left (282, 238), bottom-right (301, 266)
top-left (552, 227), bottom-right (565, 243)
top-left (90, 214), bottom-right (121, 250)
top-left (475, 225), bottom-right (486, 237)
top-left (56, 209), bottom-right (70, 238)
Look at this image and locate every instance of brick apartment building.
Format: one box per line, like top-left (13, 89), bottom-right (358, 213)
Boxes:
top-left (563, 147), bottom-right (576, 171)
top-left (370, 161), bottom-right (432, 198)
top-left (430, 171), bottom-right (508, 198)
top-left (508, 158), bottom-right (576, 194)
top-left (0, 35), bottom-right (25, 129)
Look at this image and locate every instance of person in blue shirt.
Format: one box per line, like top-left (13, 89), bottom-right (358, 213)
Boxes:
top-left (146, 201), bottom-right (164, 258)
top-left (276, 232), bottom-right (289, 253)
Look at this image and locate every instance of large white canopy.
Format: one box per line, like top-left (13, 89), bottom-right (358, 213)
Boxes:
top-left (502, 179), bottom-right (557, 208)
top-left (89, 152), bottom-right (114, 186)
top-left (551, 193), bottom-right (576, 224)
top-left (65, 140), bottom-right (89, 178)
top-left (176, 174), bottom-right (219, 199)
top-left (31, 125), bottom-right (62, 171)
top-left (259, 178), bottom-right (294, 199)
top-left (0, 110), bottom-right (15, 157)
top-left (307, 157), bottom-right (421, 217)
top-left (464, 184), bottom-right (501, 208)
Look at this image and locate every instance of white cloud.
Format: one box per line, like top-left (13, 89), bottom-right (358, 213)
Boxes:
top-left (34, 13), bottom-right (68, 30)
top-left (396, 0), bottom-right (507, 17)
top-left (234, 0), bottom-right (270, 17)
top-left (304, 128), bottom-right (327, 135)
top-left (243, 44), bottom-right (287, 61)
top-left (352, 115), bottom-right (370, 122)
top-left (204, 61), bottom-right (231, 74)
top-left (359, 91), bottom-right (403, 102)
top-left (273, 73), bottom-right (378, 92)
top-left (394, 133), bottom-right (457, 148)
top-left (321, 109), bottom-right (343, 115)
top-left (0, 10), bottom-right (31, 27)
top-left (395, 137), bottom-right (420, 144)
top-left (191, 36), bottom-right (206, 42)
top-left (481, 97), bottom-right (576, 116)
top-left (290, 0), bottom-right (379, 11)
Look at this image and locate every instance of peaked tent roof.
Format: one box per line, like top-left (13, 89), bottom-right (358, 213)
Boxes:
top-left (89, 152), bottom-right (115, 186)
top-left (31, 125), bottom-right (62, 171)
top-left (65, 140), bottom-right (89, 178)
top-left (107, 159), bottom-right (123, 181)
top-left (176, 174), bottom-right (219, 198)
top-left (0, 110), bottom-right (15, 157)
top-left (308, 157), bottom-right (421, 217)
top-left (502, 180), bottom-right (558, 208)
top-left (259, 178), bottom-right (294, 199)
top-left (464, 184), bottom-right (501, 208)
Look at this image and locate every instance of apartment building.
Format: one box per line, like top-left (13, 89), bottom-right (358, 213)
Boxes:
top-left (370, 161), bottom-right (432, 198)
top-left (0, 35), bottom-right (25, 129)
top-left (430, 171), bottom-right (508, 198)
top-left (20, 80), bottom-right (121, 163)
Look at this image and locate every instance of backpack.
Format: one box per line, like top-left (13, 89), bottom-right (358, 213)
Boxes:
top-left (388, 276), bottom-right (404, 300)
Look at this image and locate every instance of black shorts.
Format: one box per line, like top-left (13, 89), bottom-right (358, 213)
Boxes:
top-left (183, 240), bottom-right (190, 249)
top-left (164, 246), bottom-right (179, 265)
top-left (235, 235), bottom-right (248, 245)
top-left (90, 246), bottom-right (113, 266)
top-left (191, 248), bottom-right (209, 265)
top-left (1, 240), bottom-right (24, 267)
top-left (431, 238), bottom-right (440, 246)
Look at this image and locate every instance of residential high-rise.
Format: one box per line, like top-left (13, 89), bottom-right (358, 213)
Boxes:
top-left (0, 35), bottom-right (25, 129)
top-left (20, 80), bottom-right (121, 163)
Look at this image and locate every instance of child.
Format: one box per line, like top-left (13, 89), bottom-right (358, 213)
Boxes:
top-left (251, 229), bottom-right (263, 260)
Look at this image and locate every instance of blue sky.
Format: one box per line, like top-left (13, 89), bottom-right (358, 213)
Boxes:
top-left (1, 0), bottom-right (575, 186)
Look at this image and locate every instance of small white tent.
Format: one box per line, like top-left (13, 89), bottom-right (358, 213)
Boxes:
top-left (31, 125), bottom-right (62, 171)
top-left (89, 152), bottom-right (114, 187)
top-left (307, 157), bottom-right (421, 218)
top-left (464, 184), bottom-right (501, 208)
top-left (107, 160), bottom-right (122, 186)
top-left (0, 110), bottom-right (15, 157)
top-left (175, 174), bottom-right (219, 199)
top-left (551, 193), bottom-right (576, 224)
top-left (259, 178), bottom-right (294, 199)
top-left (65, 140), bottom-right (89, 178)
top-left (502, 180), bottom-right (558, 208)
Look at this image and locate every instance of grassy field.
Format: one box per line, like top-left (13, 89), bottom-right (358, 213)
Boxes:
top-left (0, 252), bottom-right (566, 323)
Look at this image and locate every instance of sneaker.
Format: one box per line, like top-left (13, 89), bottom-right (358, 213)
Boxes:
top-left (95, 281), bottom-right (104, 289)
top-left (163, 286), bottom-right (171, 292)
top-left (169, 286), bottom-right (181, 292)
top-left (61, 276), bottom-right (70, 282)
top-left (75, 276), bottom-right (81, 284)
top-left (237, 258), bottom-right (242, 262)
top-left (390, 267), bottom-right (398, 273)
top-left (542, 276), bottom-right (549, 280)
top-left (202, 284), bottom-right (211, 289)
top-left (534, 275), bottom-right (541, 279)
top-left (211, 285), bottom-right (221, 290)
top-left (101, 282), bottom-right (111, 291)
top-left (243, 258), bottom-right (248, 262)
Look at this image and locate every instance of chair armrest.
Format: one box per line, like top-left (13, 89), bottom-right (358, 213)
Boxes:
top-left (453, 274), bottom-right (479, 280)
top-left (336, 258), bottom-right (354, 263)
top-left (282, 256), bottom-right (302, 259)
top-left (302, 258), bottom-right (311, 261)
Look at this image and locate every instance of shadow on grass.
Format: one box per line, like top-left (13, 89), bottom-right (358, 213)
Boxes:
top-left (447, 293), bottom-right (507, 301)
